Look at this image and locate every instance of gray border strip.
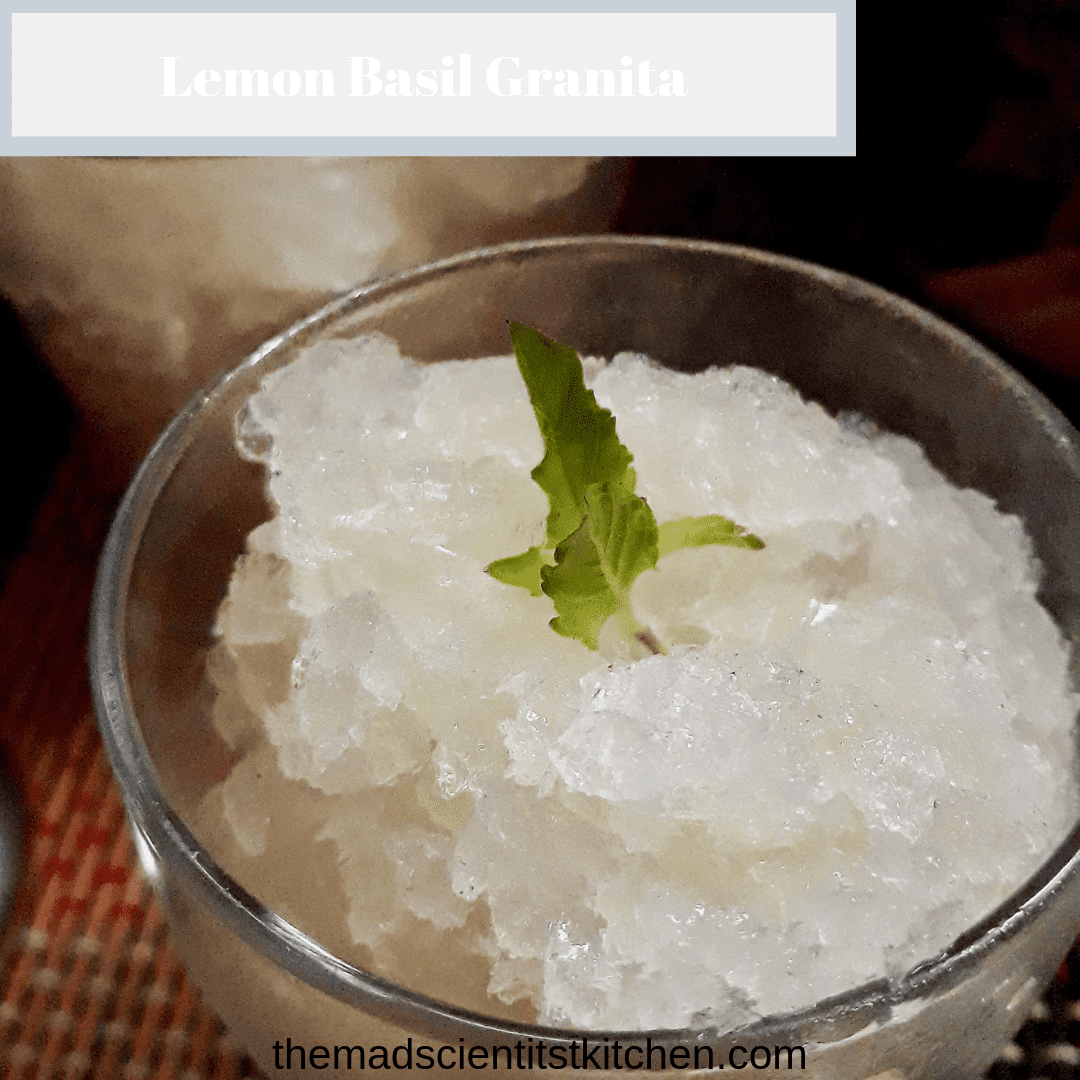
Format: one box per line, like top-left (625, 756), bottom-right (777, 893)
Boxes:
top-left (9, 1), bottom-right (853, 13)
top-left (3, 136), bottom-right (852, 154)
top-left (4, 3), bottom-right (854, 155)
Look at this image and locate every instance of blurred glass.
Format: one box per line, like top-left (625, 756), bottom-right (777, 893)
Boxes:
top-left (0, 157), bottom-right (627, 464)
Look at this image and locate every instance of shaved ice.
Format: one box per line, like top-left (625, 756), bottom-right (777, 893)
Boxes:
top-left (197, 332), bottom-right (1080, 1031)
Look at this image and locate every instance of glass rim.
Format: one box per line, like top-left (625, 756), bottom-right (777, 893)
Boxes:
top-left (88, 233), bottom-right (1080, 1050)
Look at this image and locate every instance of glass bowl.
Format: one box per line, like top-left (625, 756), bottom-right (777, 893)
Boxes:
top-left (90, 236), bottom-right (1080, 1079)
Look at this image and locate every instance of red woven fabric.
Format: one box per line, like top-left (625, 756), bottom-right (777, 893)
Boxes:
top-left (0, 712), bottom-right (260, 1080)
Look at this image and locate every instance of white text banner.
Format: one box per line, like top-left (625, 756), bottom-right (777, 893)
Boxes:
top-left (12, 12), bottom-right (836, 138)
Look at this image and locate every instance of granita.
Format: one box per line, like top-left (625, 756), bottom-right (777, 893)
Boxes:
top-left (195, 330), bottom-right (1080, 1031)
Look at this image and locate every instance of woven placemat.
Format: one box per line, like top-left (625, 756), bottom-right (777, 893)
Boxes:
top-left (0, 427), bottom-right (259, 1079)
top-left (0, 710), bottom-right (261, 1080)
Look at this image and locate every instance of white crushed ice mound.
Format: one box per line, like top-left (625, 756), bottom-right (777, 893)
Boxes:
top-left (202, 332), bottom-right (1080, 1029)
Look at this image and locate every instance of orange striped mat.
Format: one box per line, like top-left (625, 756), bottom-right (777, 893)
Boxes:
top-left (0, 711), bottom-right (260, 1080)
